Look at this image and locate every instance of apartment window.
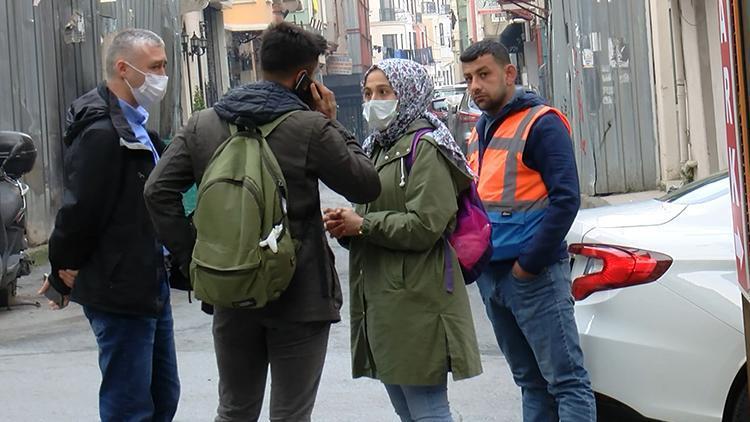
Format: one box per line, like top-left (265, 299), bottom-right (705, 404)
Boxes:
top-left (383, 34), bottom-right (398, 58)
top-left (383, 34), bottom-right (398, 49)
top-left (400, 34), bottom-right (404, 50)
top-left (422, 32), bottom-right (427, 48)
top-left (440, 0), bottom-right (450, 14)
top-left (439, 23), bottom-right (445, 46)
top-left (380, 0), bottom-right (396, 21)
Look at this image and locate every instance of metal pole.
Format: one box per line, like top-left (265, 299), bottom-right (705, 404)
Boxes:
top-left (185, 55), bottom-right (193, 113)
top-left (197, 53), bottom-right (205, 101)
top-left (670, 0), bottom-right (691, 166)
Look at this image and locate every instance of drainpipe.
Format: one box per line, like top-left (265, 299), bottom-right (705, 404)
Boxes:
top-left (670, 0), bottom-right (696, 181)
top-left (469, 0), bottom-right (478, 43)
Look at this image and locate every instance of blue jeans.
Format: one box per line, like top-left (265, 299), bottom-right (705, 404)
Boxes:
top-left (383, 383), bottom-right (453, 422)
top-left (83, 281), bottom-right (180, 422)
top-left (477, 259), bottom-right (596, 422)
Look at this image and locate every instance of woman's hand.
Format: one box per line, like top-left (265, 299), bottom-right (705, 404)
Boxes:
top-left (323, 208), bottom-right (343, 237)
top-left (323, 208), bottom-right (363, 239)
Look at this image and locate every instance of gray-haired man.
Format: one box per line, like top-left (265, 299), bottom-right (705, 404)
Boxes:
top-left (41, 28), bottom-right (180, 421)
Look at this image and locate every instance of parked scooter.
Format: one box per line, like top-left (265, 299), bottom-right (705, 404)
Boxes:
top-left (0, 131), bottom-right (37, 308)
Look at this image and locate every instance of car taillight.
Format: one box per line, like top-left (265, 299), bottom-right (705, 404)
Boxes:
top-left (459, 111), bottom-right (479, 123)
top-left (567, 244), bottom-right (672, 301)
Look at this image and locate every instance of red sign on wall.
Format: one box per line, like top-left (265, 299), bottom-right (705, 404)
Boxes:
top-left (719, 0), bottom-right (750, 296)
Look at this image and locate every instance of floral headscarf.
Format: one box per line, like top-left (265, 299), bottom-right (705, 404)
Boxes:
top-left (361, 59), bottom-right (471, 174)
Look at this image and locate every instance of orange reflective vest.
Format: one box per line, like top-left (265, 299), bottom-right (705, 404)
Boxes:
top-left (467, 104), bottom-right (571, 260)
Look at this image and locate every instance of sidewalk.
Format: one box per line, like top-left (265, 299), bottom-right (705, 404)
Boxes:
top-left (581, 190), bottom-right (663, 209)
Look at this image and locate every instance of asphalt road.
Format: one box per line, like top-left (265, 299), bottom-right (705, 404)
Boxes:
top-left (0, 185), bottom-right (522, 421)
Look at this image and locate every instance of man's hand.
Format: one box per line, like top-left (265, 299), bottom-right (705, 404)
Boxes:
top-left (38, 275), bottom-right (70, 310)
top-left (310, 82), bottom-right (337, 120)
top-left (512, 261), bottom-right (536, 281)
top-left (58, 269), bottom-right (78, 289)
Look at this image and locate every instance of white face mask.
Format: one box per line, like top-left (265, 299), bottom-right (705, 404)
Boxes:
top-left (362, 99), bottom-right (398, 131)
top-left (124, 62), bottom-right (169, 109)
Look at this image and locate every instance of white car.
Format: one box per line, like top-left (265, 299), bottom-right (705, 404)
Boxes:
top-left (567, 173), bottom-right (748, 422)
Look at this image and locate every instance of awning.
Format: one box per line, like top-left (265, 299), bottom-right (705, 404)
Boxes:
top-left (225, 23), bottom-right (268, 32)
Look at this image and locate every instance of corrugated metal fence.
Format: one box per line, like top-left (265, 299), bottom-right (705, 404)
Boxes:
top-left (0, 0), bottom-right (181, 245)
top-left (549, 0), bottom-right (659, 195)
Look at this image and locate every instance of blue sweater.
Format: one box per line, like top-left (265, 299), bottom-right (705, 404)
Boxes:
top-left (476, 88), bottom-right (580, 274)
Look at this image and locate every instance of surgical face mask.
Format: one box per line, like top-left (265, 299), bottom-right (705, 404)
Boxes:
top-left (362, 99), bottom-right (398, 131)
top-left (124, 62), bottom-right (169, 109)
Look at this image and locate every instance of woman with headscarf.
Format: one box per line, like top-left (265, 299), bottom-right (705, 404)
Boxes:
top-left (324, 59), bottom-right (482, 421)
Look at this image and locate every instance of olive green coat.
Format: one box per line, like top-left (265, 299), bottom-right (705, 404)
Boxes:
top-left (349, 120), bottom-right (483, 385)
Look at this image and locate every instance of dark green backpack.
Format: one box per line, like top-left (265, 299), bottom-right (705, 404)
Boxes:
top-left (190, 111), bottom-right (298, 309)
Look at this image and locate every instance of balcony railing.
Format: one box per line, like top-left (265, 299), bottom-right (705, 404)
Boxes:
top-left (380, 8), bottom-right (396, 21)
top-left (383, 48), bottom-right (434, 65)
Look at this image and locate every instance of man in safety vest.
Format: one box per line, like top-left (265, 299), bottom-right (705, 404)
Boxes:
top-left (461, 39), bottom-right (596, 421)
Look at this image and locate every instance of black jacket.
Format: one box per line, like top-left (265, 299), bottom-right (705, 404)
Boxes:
top-left (144, 81), bottom-right (381, 322)
top-left (48, 83), bottom-right (167, 317)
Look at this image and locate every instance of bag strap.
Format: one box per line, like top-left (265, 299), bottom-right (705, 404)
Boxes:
top-left (404, 128), bottom-right (456, 293)
top-left (405, 128), bottom-right (434, 173)
top-left (259, 111), bottom-right (299, 138)
top-left (228, 110), bottom-right (300, 138)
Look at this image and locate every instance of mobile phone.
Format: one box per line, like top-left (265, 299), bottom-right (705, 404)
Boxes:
top-left (294, 71), bottom-right (314, 106)
top-left (43, 273), bottom-right (67, 308)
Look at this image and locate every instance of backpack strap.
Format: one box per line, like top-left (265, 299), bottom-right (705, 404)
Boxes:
top-left (404, 128), bottom-right (456, 293)
top-left (228, 110), bottom-right (300, 138)
top-left (405, 128), bottom-right (435, 173)
top-left (259, 111), bottom-right (300, 138)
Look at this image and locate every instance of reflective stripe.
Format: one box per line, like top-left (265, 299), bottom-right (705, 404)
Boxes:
top-left (499, 105), bottom-right (545, 205)
top-left (486, 137), bottom-right (524, 153)
top-left (467, 139), bottom-right (479, 156)
top-left (482, 197), bottom-right (549, 212)
top-left (515, 105), bottom-right (546, 140)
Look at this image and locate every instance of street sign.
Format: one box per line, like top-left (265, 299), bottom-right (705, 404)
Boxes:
top-left (326, 55), bottom-right (353, 76)
top-left (719, 0), bottom-right (750, 297)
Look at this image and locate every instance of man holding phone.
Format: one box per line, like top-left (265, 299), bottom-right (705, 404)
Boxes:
top-left (144, 22), bottom-right (380, 421)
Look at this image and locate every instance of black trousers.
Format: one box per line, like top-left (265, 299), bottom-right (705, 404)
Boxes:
top-left (212, 307), bottom-right (331, 422)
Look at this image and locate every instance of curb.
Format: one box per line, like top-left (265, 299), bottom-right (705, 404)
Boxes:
top-left (580, 195), bottom-right (609, 209)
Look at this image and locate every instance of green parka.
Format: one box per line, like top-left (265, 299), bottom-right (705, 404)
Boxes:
top-left (349, 119), bottom-right (483, 385)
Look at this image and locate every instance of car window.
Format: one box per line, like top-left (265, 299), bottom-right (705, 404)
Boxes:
top-left (434, 86), bottom-right (466, 99)
top-left (459, 93), bottom-right (481, 114)
top-left (459, 93), bottom-right (469, 110)
top-left (658, 172), bottom-right (729, 205)
top-left (431, 98), bottom-right (448, 111)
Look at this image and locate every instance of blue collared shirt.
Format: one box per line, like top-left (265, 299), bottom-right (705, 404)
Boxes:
top-left (118, 99), bottom-right (160, 165)
top-left (118, 99), bottom-right (170, 258)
